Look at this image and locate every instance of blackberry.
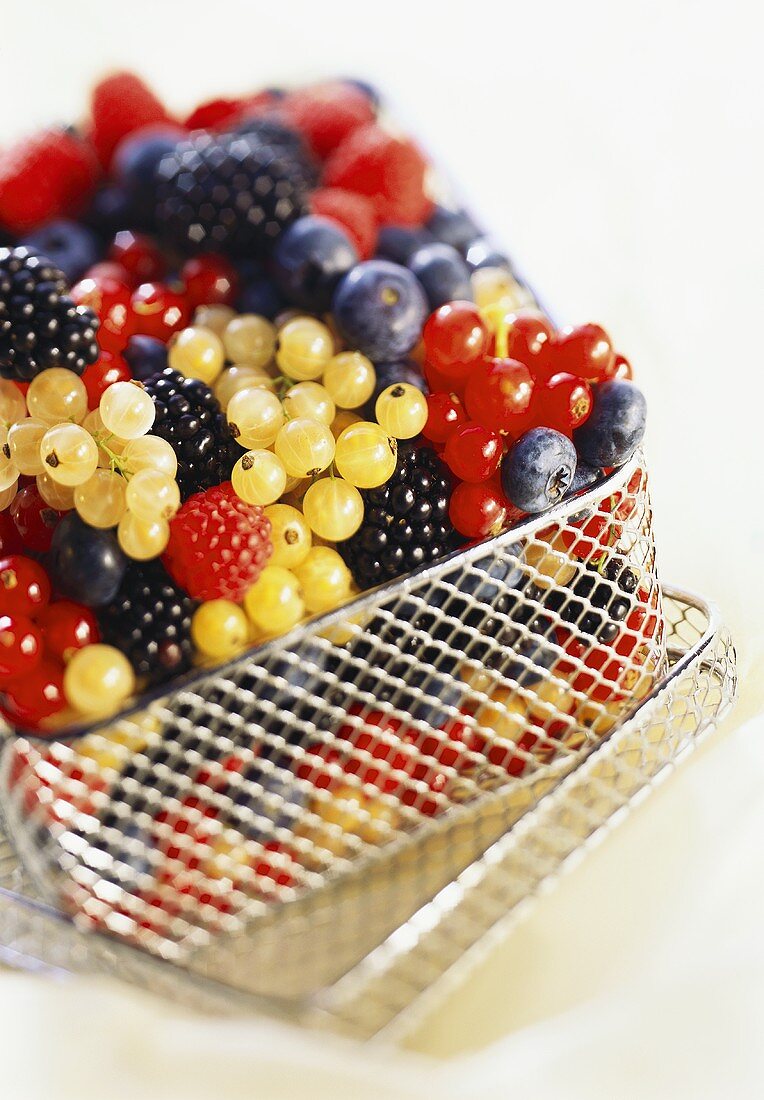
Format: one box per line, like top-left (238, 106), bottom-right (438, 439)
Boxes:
top-left (233, 116), bottom-right (320, 187)
top-left (339, 444), bottom-right (460, 590)
top-left (99, 560), bottom-right (196, 686)
top-left (142, 367), bottom-right (239, 500)
top-left (531, 561), bottom-right (637, 643)
top-left (0, 247), bottom-right (99, 381)
top-left (154, 132), bottom-right (311, 257)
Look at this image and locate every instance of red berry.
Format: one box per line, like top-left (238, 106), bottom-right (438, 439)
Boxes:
top-left (449, 479), bottom-right (508, 539)
top-left (464, 357), bottom-right (534, 435)
top-left (553, 324), bottom-right (615, 383)
top-left (81, 351), bottom-right (132, 408)
top-left (498, 311), bottom-right (555, 372)
top-left (108, 230), bottom-right (166, 286)
top-left (183, 97), bottom-right (247, 132)
top-left (90, 71), bottom-right (174, 170)
top-left (71, 274), bottom-right (135, 353)
top-left (607, 353), bottom-right (633, 381)
top-left (282, 81), bottom-right (376, 159)
top-left (422, 391), bottom-right (468, 444)
top-left (543, 372), bottom-right (593, 434)
top-left (423, 302), bottom-right (490, 381)
top-left (0, 513), bottom-right (24, 557)
top-left (86, 260), bottom-right (131, 284)
top-left (0, 556), bottom-right (50, 618)
top-left (443, 422), bottom-right (503, 482)
top-left (0, 128), bottom-right (99, 234)
top-left (10, 485), bottom-right (65, 553)
top-left (310, 188), bottom-right (379, 260)
top-left (131, 282), bottom-right (190, 343)
top-left (423, 358), bottom-right (466, 398)
top-left (324, 123), bottom-right (433, 226)
top-left (162, 482), bottom-right (272, 602)
top-left (1, 656), bottom-right (65, 727)
top-left (37, 600), bottom-right (100, 662)
top-left (0, 613), bottom-right (42, 679)
top-left (181, 254), bottom-right (239, 309)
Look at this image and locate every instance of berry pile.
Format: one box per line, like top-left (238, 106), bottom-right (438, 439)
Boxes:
top-left (0, 71), bottom-right (648, 739)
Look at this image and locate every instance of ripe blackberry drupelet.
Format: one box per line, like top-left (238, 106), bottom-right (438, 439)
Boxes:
top-left (0, 247), bottom-right (99, 380)
top-left (99, 560), bottom-right (196, 686)
top-left (154, 132), bottom-right (311, 257)
top-left (141, 367), bottom-right (239, 500)
top-left (339, 443), bottom-right (460, 590)
top-left (233, 116), bottom-right (320, 187)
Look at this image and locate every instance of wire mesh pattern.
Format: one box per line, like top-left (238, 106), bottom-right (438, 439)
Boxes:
top-left (0, 453), bottom-right (666, 990)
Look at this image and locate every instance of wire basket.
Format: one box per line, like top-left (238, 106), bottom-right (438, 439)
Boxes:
top-left (0, 450), bottom-right (671, 995)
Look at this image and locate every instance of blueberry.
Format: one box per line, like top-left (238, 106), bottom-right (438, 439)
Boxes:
top-left (464, 237), bottom-right (512, 272)
top-left (502, 428), bottom-right (577, 513)
top-left (123, 335), bottom-right (167, 381)
top-left (574, 380), bottom-right (647, 467)
top-left (564, 461), bottom-right (603, 498)
top-left (47, 513), bottom-right (127, 608)
top-left (21, 219), bottom-right (101, 284)
top-left (84, 186), bottom-right (135, 238)
top-left (341, 77), bottom-right (381, 109)
top-left (237, 275), bottom-right (285, 320)
top-left (272, 215), bottom-right (358, 312)
top-left (426, 206), bottom-right (482, 253)
top-left (333, 260), bottom-right (428, 361)
top-left (114, 126), bottom-right (182, 196)
top-left (408, 242), bottom-right (473, 309)
top-left (376, 224), bottom-right (433, 265)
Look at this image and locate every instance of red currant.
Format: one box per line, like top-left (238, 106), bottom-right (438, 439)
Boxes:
top-left (81, 350), bottom-right (132, 408)
top-left (0, 555), bottom-right (51, 618)
top-left (543, 372), bottom-right (593, 434)
top-left (131, 282), bottom-right (191, 343)
top-left (606, 352), bottom-right (633, 381)
top-left (553, 323), bottom-right (615, 383)
top-left (37, 600), bottom-right (100, 662)
top-left (181, 254), bottom-right (239, 309)
top-left (569, 641), bottom-right (630, 703)
top-left (71, 273), bottom-right (135, 353)
top-left (498, 311), bottom-right (555, 371)
top-left (10, 485), bottom-right (65, 553)
top-left (1, 655), bottom-right (65, 727)
top-left (422, 391), bottom-right (468, 444)
top-left (449, 478), bottom-right (508, 539)
top-left (423, 301), bottom-right (490, 381)
top-left (108, 230), bottom-right (166, 286)
top-left (464, 357), bottom-right (534, 435)
top-left (443, 422), bottom-right (503, 482)
top-left (0, 513), bottom-right (24, 557)
top-left (423, 358), bottom-right (466, 398)
top-left (85, 260), bottom-right (132, 284)
top-left (0, 613), bottom-right (42, 679)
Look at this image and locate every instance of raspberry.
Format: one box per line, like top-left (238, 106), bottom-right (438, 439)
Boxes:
top-left (0, 129), bottom-right (99, 235)
top-left (310, 188), bottom-right (378, 259)
top-left (324, 123), bottom-right (433, 227)
top-left (90, 71), bottom-right (175, 170)
top-left (281, 81), bottom-right (375, 159)
top-left (162, 482), bottom-right (272, 602)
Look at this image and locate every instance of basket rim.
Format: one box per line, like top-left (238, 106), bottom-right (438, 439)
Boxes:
top-left (0, 450), bottom-right (646, 742)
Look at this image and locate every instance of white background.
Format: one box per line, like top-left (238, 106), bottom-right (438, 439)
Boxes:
top-left (1, 0), bottom-right (763, 1096)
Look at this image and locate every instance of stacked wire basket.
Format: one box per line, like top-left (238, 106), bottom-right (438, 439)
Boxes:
top-left (0, 441), bottom-right (737, 1038)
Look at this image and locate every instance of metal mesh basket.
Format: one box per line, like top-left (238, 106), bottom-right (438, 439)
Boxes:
top-left (0, 451), bottom-right (670, 997)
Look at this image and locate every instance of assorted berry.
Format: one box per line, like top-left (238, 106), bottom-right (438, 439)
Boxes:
top-left (0, 70), bottom-right (648, 759)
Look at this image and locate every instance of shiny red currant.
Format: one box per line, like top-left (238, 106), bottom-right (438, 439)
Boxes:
top-left (1, 655), bottom-right (65, 727)
top-left (464, 357), bottom-right (534, 435)
top-left (606, 353), bottom-right (633, 381)
top-left (181, 254), bottom-right (239, 309)
top-left (0, 513), bottom-right (24, 557)
top-left (449, 478), bottom-right (508, 538)
top-left (423, 301), bottom-right (490, 381)
top-left (544, 372), bottom-right (593, 434)
top-left (498, 311), bottom-right (555, 371)
top-left (554, 323), bottom-right (615, 383)
top-left (422, 391), bottom-right (468, 444)
top-left (131, 282), bottom-right (191, 343)
top-left (0, 556), bottom-right (51, 618)
top-left (443, 422), bottom-right (503, 482)
top-left (71, 273), bottom-right (135, 353)
top-left (10, 486), bottom-right (65, 553)
top-left (0, 613), bottom-right (42, 679)
top-left (108, 230), bottom-right (166, 286)
top-left (81, 351), bottom-right (132, 409)
top-left (37, 600), bottom-right (100, 662)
